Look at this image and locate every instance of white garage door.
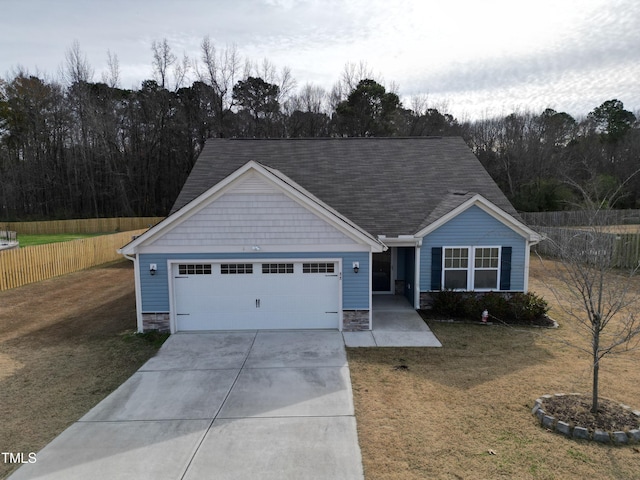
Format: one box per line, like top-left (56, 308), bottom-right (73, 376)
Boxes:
top-left (172, 261), bottom-right (340, 331)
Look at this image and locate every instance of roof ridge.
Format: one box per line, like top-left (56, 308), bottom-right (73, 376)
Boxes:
top-left (212, 136), bottom-right (447, 141)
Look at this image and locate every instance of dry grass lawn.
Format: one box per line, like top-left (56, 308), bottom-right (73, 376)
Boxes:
top-left (0, 261), bottom-right (165, 480)
top-left (578, 224), bottom-right (640, 234)
top-left (1, 256), bottom-right (639, 479)
top-left (348, 258), bottom-right (640, 480)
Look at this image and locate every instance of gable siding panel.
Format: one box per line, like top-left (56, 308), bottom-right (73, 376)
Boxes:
top-left (139, 251), bottom-right (369, 312)
top-left (151, 190), bottom-right (356, 247)
top-left (419, 206), bottom-right (527, 291)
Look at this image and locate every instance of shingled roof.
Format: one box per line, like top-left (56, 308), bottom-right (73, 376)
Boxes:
top-left (171, 137), bottom-right (519, 238)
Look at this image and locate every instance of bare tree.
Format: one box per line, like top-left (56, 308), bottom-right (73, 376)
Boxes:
top-left (102, 50), bottom-right (120, 88)
top-left (173, 51), bottom-right (191, 90)
top-left (283, 83), bottom-right (330, 137)
top-left (151, 38), bottom-right (190, 91)
top-left (195, 37), bottom-right (243, 136)
top-left (340, 61), bottom-right (375, 91)
top-left (151, 38), bottom-right (176, 89)
top-left (245, 57), bottom-right (296, 105)
top-left (537, 173), bottom-right (640, 413)
top-left (63, 40), bottom-right (94, 85)
top-left (329, 61), bottom-right (388, 113)
top-left (289, 83), bottom-right (328, 114)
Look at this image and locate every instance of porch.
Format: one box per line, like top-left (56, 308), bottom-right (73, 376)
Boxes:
top-left (342, 295), bottom-right (442, 347)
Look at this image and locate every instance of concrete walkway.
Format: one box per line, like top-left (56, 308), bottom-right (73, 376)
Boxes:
top-left (9, 331), bottom-right (363, 480)
top-left (342, 295), bottom-right (442, 347)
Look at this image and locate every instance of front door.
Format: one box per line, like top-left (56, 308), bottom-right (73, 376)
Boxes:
top-left (372, 250), bottom-right (392, 292)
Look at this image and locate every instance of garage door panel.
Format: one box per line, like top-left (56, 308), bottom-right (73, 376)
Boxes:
top-left (173, 261), bottom-right (340, 331)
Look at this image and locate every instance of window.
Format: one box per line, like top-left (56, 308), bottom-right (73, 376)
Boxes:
top-left (303, 262), bottom-right (335, 273)
top-left (178, 264), bottom-right (212, 275)
top-left (474, 247), bottom-right (499, 289)
top-left (443, 248), bottom-right (469, 289)
top-left (262, 263), bottom-right (294, 274)
top-left (220, 263), bottom-right (253, 274)
top-left (442, 247), bottom-right (500, 290)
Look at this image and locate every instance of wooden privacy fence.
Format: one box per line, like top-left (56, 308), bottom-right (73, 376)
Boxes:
top-left (3, 217), bottom-right (163, 235)
top-left (521, 210), bottom-right (640, 227)
top-left (534, 226), bottom-right (640, 269)
top-left (0, 229), bottom-right (146, 291)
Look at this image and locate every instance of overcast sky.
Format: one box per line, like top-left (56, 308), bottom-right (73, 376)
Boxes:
top-left (2, 0), bottom-right (639, 120)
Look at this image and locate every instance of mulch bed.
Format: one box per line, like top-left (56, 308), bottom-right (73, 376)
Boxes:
top-left (541, 395), bottom-right (640, 432)
top-left (418, 309), bottom-right (556, 328)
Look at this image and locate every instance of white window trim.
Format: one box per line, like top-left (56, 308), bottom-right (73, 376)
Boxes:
top-left (442, 246), bottom-right (502, 291)
top-left (472, 246), bottom-right (501, 292)
top-left (442, 246), bottom-right (471, 291)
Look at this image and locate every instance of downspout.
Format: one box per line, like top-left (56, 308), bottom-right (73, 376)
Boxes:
top-left (523, 241), bottom-right (531, 292)
top-left (414, 239), bottom-right (422, 309)
top-left (123, 253), bottom-right (144, 333)
top-left (524, 235), bottom-right (543, 293)
top-left (368, 250), bottom-right (373, 330)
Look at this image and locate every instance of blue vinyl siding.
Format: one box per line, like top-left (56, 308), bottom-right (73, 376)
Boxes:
top-left (420, 206), bottom-right (527, 291)
top-left (139, 251), bottom-right (369, 312)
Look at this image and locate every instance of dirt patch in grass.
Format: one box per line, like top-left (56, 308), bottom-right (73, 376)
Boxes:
top-left (0, 261), bottom-right (166, 479)
top-left (348, 257), bottom-right (640, 480)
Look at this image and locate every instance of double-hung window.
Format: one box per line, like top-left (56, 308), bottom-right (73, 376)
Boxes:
top-left (443, 248), bottom-right (469, 289)
top-left (473, 247), bottom-right (500, 289)
top-left (443, 246), bottom-right (501, 290)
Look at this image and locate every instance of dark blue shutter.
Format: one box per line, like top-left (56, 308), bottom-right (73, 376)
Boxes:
top-left (500, 246), bottom-right (512, 290)
top-left (431, 247), bottom-right (442, 290)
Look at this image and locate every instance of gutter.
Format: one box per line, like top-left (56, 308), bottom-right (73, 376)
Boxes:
top-left (377, 235), bottom-right (421, 247)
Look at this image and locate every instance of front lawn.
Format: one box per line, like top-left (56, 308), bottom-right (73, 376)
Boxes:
top-left (17, 233), bottom-right (103, 247)
top-left (348, 258), bottom-right (640, 479)
top-left (0, 262), bottom-right (167, 479)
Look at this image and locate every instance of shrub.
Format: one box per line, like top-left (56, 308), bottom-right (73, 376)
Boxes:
top-left (430, 291), bottom-right (549, 325)
top-left (476, 291), bottom-right (510, 320)
top-left (431, 289), bottom-right (467, 318)
top-left (507, 292), bottom-right (549, 324)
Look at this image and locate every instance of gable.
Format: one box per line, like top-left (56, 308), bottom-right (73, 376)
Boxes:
top-left (148, 172), bottom-right (357, 249)
top-left (424, 205), bottom-right (526, 244)
top-left (120, 164), bottom-right (386, 255)
top-left (415, 194), bottom-right (541, 242)
top-left (420, 205), bottom-right (529, 292)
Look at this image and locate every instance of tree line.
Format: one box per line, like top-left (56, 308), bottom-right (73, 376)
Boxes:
top-left (1, 39), bottom-right (638, 220)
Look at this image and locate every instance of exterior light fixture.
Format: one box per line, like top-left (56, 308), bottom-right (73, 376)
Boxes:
top-left (252, 245), bottom-right (261, 251)
top-left (149, 263), bottom-right (157, 275)
top-left (352, 261), bottom-right (359, 274)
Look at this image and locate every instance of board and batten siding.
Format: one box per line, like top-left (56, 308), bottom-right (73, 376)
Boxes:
top-left (139, 251), bottom-right (369, 312)
top-left (149, 173), bottom-right (356, 248)
top-left (420, 205), bottom-right (527, 291)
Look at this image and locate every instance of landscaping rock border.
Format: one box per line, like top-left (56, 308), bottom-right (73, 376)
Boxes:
top-left (532, 393), bottom-right (640, 445)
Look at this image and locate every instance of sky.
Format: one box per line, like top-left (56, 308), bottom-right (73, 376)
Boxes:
top-left (1, 0), bottom-right (639, 121)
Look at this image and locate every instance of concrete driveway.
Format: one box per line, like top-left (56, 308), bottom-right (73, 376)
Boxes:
top-left (9, 331), bottom-right (364, 480)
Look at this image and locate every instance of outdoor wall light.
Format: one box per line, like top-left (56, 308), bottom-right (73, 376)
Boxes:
top-left (353, 261), bottom-right (359, 274)
top-left (149, 263), bottom-right (157, 275)
top-left (252, 245), bottom-right (261, 251)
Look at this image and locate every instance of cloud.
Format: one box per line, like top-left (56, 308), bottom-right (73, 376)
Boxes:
top-left (1, 0), bottom-right (638, 120)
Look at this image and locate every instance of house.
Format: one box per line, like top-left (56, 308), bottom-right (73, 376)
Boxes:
top-left (119, 137), bottom-right (541, 333)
